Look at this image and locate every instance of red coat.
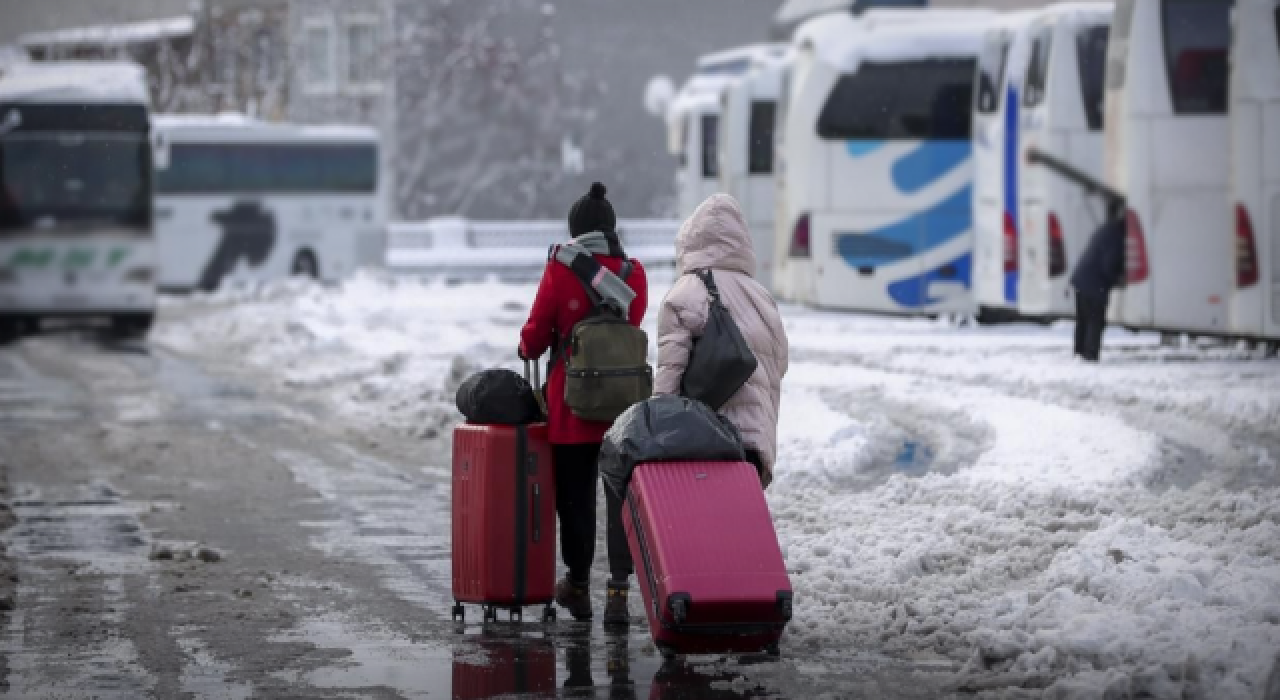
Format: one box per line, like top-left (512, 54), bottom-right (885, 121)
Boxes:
top-left (520, 253), bottom-right (648, 445)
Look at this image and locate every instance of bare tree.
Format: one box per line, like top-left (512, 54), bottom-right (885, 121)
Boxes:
top-left (392, 0), bottom-right (603, 220)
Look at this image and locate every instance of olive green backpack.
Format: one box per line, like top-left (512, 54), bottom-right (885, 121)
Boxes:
top-left (557, 248), bottom-right (652, 423)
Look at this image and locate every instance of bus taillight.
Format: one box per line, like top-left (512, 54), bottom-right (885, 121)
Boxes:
top-left (790, 212), bottom-right (811, 259)
top-left (1236, 203), bottom-right (1259, 289)
top-left (1048, 211), bottom-right (1067, 278)
top-left (1125, 208), bottom-right (1149, 285)
top-left (1002, 211), bottom-right (1017, 274)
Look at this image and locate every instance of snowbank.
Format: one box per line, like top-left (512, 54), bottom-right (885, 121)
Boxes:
top-left (158, 275), bottom-right (1280, 698)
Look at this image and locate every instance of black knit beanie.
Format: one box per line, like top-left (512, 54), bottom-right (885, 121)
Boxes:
top-left (567, 182), bottom-right (616, 238)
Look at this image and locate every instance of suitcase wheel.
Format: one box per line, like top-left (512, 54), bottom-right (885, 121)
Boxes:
top-left (451, 602), bottom-right (465, 622)
top-left (542, 604), bottom-right (556, 623)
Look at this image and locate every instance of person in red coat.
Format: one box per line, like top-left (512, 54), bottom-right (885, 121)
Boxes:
top-left (519, 183), bottom-right (648, 621)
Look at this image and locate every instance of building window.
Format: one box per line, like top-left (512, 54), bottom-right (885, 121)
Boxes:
top-left (344, 17), bottom-right (380, 90)
top-left (302, 18), bottom-right (335, 92)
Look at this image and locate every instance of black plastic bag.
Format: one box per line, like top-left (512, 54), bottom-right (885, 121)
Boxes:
top-left (599, 395), bottom-right (745, 500)
top-left (681, 269), bottom-right (758, 410)
top-left (455, 369), bottom-right (543, 425)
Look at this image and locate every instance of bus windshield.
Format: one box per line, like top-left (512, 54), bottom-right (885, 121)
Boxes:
top-left (975, 35), bottom-right (1011, 115)
top-left (817, 59), bottom-right (976, 140)
top-left (0, 134), bottom-right (150, 233)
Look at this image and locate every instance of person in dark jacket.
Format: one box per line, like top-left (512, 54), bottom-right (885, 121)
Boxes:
top-left (1069, 216), bottom-right (1126, 362)
top-left (518, 182), bottom-right (648, 623)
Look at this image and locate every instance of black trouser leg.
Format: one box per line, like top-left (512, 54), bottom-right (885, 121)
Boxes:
top-left (1076, 293), bottom-right (1108, 362)
top-left (604, 485), bottom-right (633, 586)
top-left (552, 444), bottom-right (600, 585)
top-left (1085, 293), bottom-right (1109, 362)
top-left (1074, 295), bottom-right (1090, 358)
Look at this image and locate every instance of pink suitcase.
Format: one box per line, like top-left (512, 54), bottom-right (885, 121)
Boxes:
top-left (623, 460), bottom-right (793, 658)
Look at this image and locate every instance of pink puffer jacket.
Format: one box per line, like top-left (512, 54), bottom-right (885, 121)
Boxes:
top-left (654, 194), bottom-right (789, 479)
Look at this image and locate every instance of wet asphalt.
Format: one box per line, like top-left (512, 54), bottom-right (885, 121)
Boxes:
top-left (0, 327), bottom-right (954, 699)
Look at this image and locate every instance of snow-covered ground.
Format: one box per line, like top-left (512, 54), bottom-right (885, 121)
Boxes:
top-left (156, 272), bottom-right (1280, 699)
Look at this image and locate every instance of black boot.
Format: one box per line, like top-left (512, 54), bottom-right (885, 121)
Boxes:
top-left (555, 577), bottom-right (593, 621)
top-left (603, 581), bottom-right (631, 628)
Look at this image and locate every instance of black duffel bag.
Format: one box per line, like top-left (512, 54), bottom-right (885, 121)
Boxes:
top-left (599, 395), bottom-right (745, 501)
top-left (455, 363), bottom-right (545, 425)
top-left (681, 269), bottom-right (759, 410)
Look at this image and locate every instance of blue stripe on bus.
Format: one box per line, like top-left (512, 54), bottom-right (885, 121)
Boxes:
top-left (890, 141), bottom-right (972, 195)
top-left (846, 140), bottom-right (886, 158)
top-left (834, 184), bottom-right (973, 270)
top-left (888, 253), bottom-right (973, 308)
top-left (1002, 83), bottom-right (1020, 303)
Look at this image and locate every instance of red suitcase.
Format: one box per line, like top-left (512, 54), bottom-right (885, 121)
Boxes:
top-left (451, 640), bottom-right (556, 698)
top-left (624, 460), bottom-right (793, 658)
top-left (452, 421), bottom-right (557, 623)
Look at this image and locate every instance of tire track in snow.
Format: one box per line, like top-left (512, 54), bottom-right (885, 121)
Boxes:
top-left (792, 345), bottom-right (1277, 492)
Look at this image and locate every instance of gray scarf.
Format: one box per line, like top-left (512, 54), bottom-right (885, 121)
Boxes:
top-left (554, 231), bottom-right (636, 316)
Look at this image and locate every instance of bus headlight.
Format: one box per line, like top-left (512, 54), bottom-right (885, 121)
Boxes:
top-left (124, 267), bottom-right (154, 284)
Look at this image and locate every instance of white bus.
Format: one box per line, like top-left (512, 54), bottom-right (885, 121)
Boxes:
top-left (972, 12), bottom-right (1035, 320)
top-left (1017, 3), bottom-right (1113, 320)
top-left (0, 62), bottom-right (156, 339)
top-left (152, 115), bottom-right (385, 293)
top-left (718, 50), bottom-right (792, 291)
top-left (667, 45), bottom-right (787, 221)
top-left (1104, 0), bottom-right (1233, 335)
top-left (782, 14), bottom-right (992, 314)
top-left (1228, 0), bottom-right (1280, 343)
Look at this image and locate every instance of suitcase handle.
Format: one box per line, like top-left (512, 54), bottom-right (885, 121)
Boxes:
top-left (531, 483), bottom-right (541, 543)
top-left (525, 359), bottom-right (548, 418)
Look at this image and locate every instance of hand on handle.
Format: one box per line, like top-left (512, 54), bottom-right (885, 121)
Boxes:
top-left (524, 358), bottom-right (548, 419)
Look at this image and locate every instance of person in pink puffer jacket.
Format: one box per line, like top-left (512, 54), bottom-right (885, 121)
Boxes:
top-left (599, 193), bottom-right (790, 627)
top-left (655, 193), bottom-right (789, 487)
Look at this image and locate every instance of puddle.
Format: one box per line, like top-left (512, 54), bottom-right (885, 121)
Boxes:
top-left (271, 609), bottom-right (778, 700)
top-left (270, 612), bottom-right (453, 698)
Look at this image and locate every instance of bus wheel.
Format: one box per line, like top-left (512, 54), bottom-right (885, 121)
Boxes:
top-left (110, 313), bottom-right (154, 339)
top-left (292, 251), bottom-right (319, 279)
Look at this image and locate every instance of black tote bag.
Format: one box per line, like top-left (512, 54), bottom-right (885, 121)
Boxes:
top-left (680, 269), bottom-right (758, 410)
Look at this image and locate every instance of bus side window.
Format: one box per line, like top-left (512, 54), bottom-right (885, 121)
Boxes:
top-left (1076, 25), bottom-right (1110, 131)
top-left (701, 113), bottom-right (720, 179)
top-left (749, 101), bottom-right (776, 175)
top-left (1161, 0), bottom-right (1230, 115)
top-left (1023, 29), bottom-right (1053, 108)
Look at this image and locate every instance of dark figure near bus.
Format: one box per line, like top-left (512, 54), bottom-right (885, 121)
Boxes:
top-left (1069, 217), bottom-right (1126, 362)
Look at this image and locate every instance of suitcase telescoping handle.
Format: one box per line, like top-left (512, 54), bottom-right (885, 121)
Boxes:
top-left (525, 359), bottom-right (548, 418)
